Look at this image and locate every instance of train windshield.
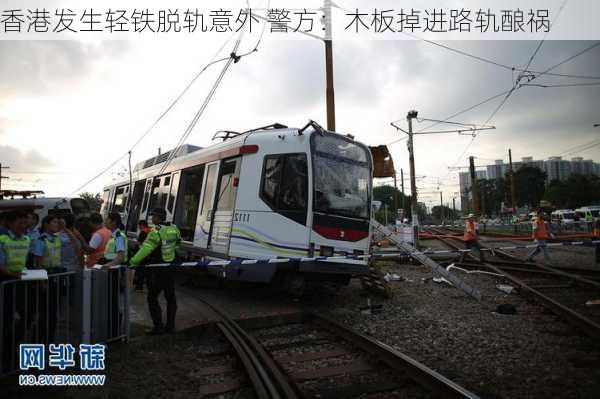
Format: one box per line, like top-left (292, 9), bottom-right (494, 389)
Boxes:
top-left (312, 134), bottom-right (371, 219)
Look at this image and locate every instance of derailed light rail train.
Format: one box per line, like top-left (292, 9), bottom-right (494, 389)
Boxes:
top-left (101, 122), bottom-right (373, 286)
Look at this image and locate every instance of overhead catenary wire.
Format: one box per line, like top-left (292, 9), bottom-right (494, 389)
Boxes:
top-left (66, 0), bottom-right (271, 195)
top-left (331, 1), bottom-right (600, 82)
top-left (67, 33), bottom-right (239, 195)
top-left (156, 0), bottom-right (270, 176)
top-left (445, 0), bottom-right (573, 173)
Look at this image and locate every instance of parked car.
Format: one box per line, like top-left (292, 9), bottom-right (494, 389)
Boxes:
top-left (551, 209), bottom-right (576, 225)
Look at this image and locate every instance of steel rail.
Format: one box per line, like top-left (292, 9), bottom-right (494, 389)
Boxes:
top-left (424, 229), bottom-right (600, 339)
top-left (216, 322), bottom-right (271, 399)
top-left (483, 263), bottom-right (600, 339)
top-left (428, 227), bottom-right (600, 287)
top-left (491, 248), bottom-right (600, 289)
top-left (197, 299), bottom-right (300, 399)
top-left (308, 313), bottom-right (481, 399)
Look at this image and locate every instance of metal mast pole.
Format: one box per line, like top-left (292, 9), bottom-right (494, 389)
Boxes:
top-left (452, 197), bottom-right (456, 223)
top-left (393, 173), bottom-right (399, 226)
top-left (407, 111), bottom-right (419, 247)
top-left (400, 168), bottom-right (405, 213)
top-left (0, 163), bottom-right (9, 198)
top-left (324, 0), bottom-right (336, 131)
top-left (509, 148), bottom-right (517, 213)
top-left (440, 191), bottom-right (444, 224)
top-left (469, 156), bottom-right (480, 217)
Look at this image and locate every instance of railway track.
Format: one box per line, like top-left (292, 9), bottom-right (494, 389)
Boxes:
top-left (423, 227), bottom-right (600, 339)
top-left (192, 298), bottom-right (480, 398)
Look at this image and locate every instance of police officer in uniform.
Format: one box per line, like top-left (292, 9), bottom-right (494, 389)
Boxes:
top-left (130, 208), bottom-right (181, 335)
top-left (102, 212), bottom-right (128, 267)
top-left (0, 211), bottom-right (32, 370)
top-left (34, 214), bottom-right (65, 343)
top-left (101, 212), bottom-right (128, 338)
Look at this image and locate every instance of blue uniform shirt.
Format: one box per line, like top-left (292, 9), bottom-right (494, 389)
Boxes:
top-left (112, 230), bottom-right (127, 254)
top-left (32, 232), bottom-right (60, 257)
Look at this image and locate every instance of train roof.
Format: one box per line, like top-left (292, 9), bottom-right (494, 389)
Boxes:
top-left (104, 121), bottom-right (369, 190)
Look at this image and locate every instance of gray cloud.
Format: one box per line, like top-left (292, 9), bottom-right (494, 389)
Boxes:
top-left (0, 40), bottom-right (130, 97)
top-left (0, 145), bottom-right (54, 170)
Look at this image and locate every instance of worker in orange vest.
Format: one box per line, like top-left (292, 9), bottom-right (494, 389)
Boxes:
top-left (525, 210), bottom-right (553, 263)
top-left (460, 213), bottom-right (485, 262)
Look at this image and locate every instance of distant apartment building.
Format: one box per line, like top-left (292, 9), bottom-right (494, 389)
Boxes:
top-left (458, 155), bottom-right (599, 212)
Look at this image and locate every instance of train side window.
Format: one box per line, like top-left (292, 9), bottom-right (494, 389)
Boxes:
top-left (112, 185), bottom-right (129, 213)
top-left (262, 157), bottom-right (282, 208)
top-left (200, 164), bottom-right (218, 218)
top-left (279, 155), bottom-right (307, 211)
top-left (216, 160), bottom-right (237, 211)
top-left (260, 154), bottom-right (308, 225)
top-left (174, 165), bottom-right (205, 241)
top-left (141, 179), bottom-right (152, 214)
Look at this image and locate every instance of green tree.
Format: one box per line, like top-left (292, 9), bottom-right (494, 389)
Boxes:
top-left (544, 174), bottom-right (600, 208)
top-left (474, 178), bottom-right (506, 216)
top-left (431, 205), bottom-right (458, 222)
top-left (79, 192), bottom-right (102, 212)
top-left (512, 166), bottom-right (547, 208)
top-left (373, 185), bottom-right (419, 223)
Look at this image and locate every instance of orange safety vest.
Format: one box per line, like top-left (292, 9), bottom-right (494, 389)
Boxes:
top-left (86, 227), bottom-right (112, 266)
top-left (593, 224), bottom-right (600, 238)
top-left (464, 220), bottom-right (477, 241)
top-left (532, 217), bottom-right (549, 240)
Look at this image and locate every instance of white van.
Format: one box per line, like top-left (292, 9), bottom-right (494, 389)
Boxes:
top-left (551, 209), bottom-right (576, 225)
top-left (0, 197), bottom-right (90, 221)
top-left (575, 206), bottom-right (600, 221)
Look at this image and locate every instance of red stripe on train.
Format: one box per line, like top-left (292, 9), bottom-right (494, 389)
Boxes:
top-left (313, 225), bottom-right (369, 242)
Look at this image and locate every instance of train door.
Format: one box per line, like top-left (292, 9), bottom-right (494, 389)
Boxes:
top-left (209, 157), bottom-right (241, 254)
top-left (165, 171), bottom-right (180, 223)
top-left (126, 180), bottom-right (146, 231)
top-left (194, 161), bottom-right (220, 249)
top-left (146, 173), bottom-right (173, 222)
top-left (138, 178), bottom-right (154, 222)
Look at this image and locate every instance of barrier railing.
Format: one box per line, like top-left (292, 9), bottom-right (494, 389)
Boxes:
top-left (0, 267), bottom-right (130, 377)
top-left (82, 267), bottom-right (130, 344)
top-left (0, 271), bottom-right (77, 376)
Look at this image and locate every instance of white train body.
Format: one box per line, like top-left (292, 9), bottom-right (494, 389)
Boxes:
top-left (101, 124), bottom-right (373, 283)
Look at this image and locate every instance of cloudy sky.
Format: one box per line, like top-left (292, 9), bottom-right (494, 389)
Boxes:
top-left (1, 4), bottom-right (599, 209)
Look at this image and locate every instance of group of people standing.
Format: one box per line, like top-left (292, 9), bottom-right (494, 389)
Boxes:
top-left (461, 210), bottom-right (600, 264)
top-left (0, 206), bottom-right (182, 344)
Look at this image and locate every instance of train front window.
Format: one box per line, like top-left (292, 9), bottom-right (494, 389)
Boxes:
top-left (312, 134), bottom-right (371, 219)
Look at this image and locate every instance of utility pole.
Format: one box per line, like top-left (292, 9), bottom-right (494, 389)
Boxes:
top-left (469, 156), bottom-right (480, 217)
top-left (509, 148), bottom-right (517, 214)
top-left (0, 163), bottom-right (9, 197)
top-left (392, 174), bottom-right (399, 226)
top-left (439, 191), bottom-right (444, 224)
top-left (384, 203), bottom-right (388, 226)
top-left (407, 110), bottom-right (419, 247)
top-left (452, 197), bottom-right (456, 223)
top-left (324, 0), bottom-right (336, 131)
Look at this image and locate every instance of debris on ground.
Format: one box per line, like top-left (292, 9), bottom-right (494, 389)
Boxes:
top-left (496, 284), bottom-right (516, 294)
top-left (495, 304), bottom-right (518, 315)
top-left (383, 272), bottom-right (403, 282)
top-left (433, 276), bottom-right (453, 286)
top-left (585, 299), bottom-right (600, 306)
